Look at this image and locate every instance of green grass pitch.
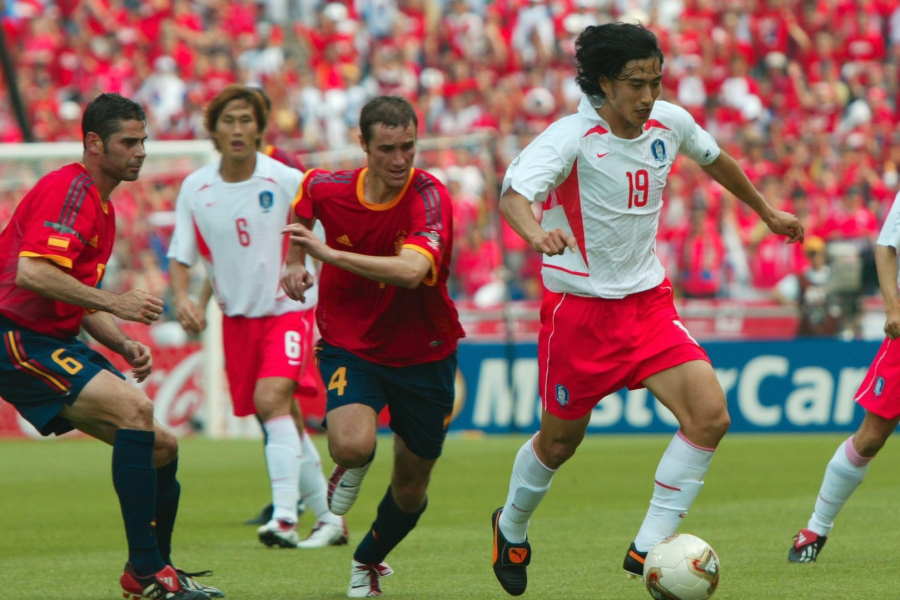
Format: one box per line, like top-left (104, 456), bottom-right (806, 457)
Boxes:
top-left (1, 433), bottom-right (898, 599)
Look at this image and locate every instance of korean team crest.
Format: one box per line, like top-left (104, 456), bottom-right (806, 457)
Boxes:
top-left (555, 384), bottom-right (569, 406)
top-left (258, 190), bottom-right (274, 213)
top-left (874, 376), bottom-right (885, 396)
top-left (651, 139), bottom-right (667, 162)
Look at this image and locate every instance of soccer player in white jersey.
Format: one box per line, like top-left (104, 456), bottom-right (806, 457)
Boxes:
top-left (489, 23), bottom-right (804, 595)
top-left (167, 85), bottom-right (346, 549)
top-left (787, 190), bottom-right (900, 563)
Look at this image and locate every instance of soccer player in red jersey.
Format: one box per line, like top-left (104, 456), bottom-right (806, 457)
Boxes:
top-left (788, 190), bottom-right (900, 563)
top-left (0, 94), bottom-right (220, 599)
top-left (281, 96), bottom-right (465, 597)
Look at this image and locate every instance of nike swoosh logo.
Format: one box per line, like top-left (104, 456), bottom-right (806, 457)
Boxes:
top-left (339, 481), bottom-right (357, 488)
top-left (596, 153), bottom-right (609, 159)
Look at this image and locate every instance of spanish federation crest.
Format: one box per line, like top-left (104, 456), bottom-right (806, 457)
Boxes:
top-left (258, 190), bottom-right (274, 213)
top-left (651, 139), bottom-right (667, 162)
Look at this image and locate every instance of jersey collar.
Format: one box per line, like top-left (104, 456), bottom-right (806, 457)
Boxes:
top-left (355, 168), bottom-right (413, 211)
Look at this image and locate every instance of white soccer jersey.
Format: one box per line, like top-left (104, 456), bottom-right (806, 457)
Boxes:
top-left (877, 192), bottom-right (900, 249)
top-left (167, 152), bottom-right (317, 317)
top-left (503, 96), bottom-right (721, 298)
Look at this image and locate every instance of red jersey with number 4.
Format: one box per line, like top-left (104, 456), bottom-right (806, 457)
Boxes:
top-left (293, 167), bottom-right (464, 366)
top-left (0, 163), bottom-right (115, 338)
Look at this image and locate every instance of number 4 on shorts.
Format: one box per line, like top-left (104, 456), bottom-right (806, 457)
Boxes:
top-left (328, 366), bottom-right (348, 396)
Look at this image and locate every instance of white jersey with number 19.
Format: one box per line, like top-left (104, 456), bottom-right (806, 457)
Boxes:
top-left (502, 97), bottom-right (721, 299)
top-left (167, 152), bottom-right (317, 317)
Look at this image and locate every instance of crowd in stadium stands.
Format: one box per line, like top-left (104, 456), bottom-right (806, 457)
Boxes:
top-left (0, 0), bottom-right (898, 313)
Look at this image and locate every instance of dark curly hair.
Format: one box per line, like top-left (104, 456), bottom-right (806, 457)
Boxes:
top-left (575, 23), bottom-right (664, 98)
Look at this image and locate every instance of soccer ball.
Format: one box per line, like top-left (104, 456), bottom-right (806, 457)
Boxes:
top-left (643, 533), bottom-right (720, 600)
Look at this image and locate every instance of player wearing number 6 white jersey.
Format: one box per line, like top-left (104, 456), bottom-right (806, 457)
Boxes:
top-left (490, 23), bottom-right (805, 596)
top-left (167, 85), bottom-right (345, 550)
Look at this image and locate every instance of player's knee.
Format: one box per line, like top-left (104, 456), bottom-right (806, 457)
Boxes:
top-left (707, 408), bottom-right (731, 439)
top-left (254, 396), bottom-right (291, 422)
top-left (117, 396), bottom-right (155, 431)
top-left (538, 437), bottom-right (578, 469)
top-left (329, 440), bottom-right (373, 468)
top-left (153, 428), bottom-right (179, 467)
top-left (680, 406), bottom-right (729, 446)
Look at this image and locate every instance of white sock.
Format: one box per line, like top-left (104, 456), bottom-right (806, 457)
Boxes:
top-left (263, 415), bottom-right (302, 523)
top-left (633, 431), bottom-right (715, 552)
top-left (498, 435), bottom-right (556, 543)
top-left (807, 436), bottom-right (871, 536)
top-left (299, 431), bottom-right (342, 526)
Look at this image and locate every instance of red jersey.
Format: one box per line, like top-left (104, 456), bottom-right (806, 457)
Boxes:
top-left (0, 163), bottom-right (115, 338)
top-left (293, 167), bottom-right (464, 366)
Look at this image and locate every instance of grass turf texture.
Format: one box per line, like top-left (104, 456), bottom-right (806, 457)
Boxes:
top-left (1, 433), bottom-right (898, 599)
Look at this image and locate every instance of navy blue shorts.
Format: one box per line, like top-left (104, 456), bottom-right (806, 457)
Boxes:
top-left (317, 341), bottom-right (457, 460)
top-left (0, 317), bottom-right (123, 436)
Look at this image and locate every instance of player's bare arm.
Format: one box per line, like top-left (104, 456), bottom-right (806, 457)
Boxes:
top-left (874, 244), bottom-right (900, 339)
top-left (279, 216), bottom-right (315, 302)
top-left (284, 222), bottom-right (431, 289)
top-left (499, 188), bottom-right (577, 256)
top-left (82, 311), bottom-right (153, 382)
top-left (168, 259), bottom-right (206, 334)
top-left (701, 150), bottom-right (804, 243)
top-left (16, 256), bottom-right (163, 324)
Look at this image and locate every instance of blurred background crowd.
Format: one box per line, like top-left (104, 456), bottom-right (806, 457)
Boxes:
top-left (0, 0), bottom-right (898, 337)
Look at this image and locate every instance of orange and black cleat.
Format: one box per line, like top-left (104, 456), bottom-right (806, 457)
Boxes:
top-left (623, 542), bottom-right (647, 578)
top-left (491, 507), bottom-right (531, 596)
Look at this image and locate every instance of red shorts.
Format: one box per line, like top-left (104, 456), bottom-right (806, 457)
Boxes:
top-left (294, 309), bottom-right (325, 414)
top-left (222, 310), bottom-right (314, 417)
top-left (538, 280), bottom-right (710, 420)
top-left (855, 337), bottom-right (900, 420)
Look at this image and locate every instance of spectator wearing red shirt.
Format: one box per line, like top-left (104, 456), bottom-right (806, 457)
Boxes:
top-left (819, 186), bottom-right (879, 242)
top-left (675, 203), bottom-right (727, 298)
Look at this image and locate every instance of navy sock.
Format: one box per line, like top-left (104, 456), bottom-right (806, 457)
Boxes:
top-left (354, 486), bottom-right (427, 565)
top-left (155, 457), bottom-right (181, 565)
top-left (112, 429), bottom-right (163, 576)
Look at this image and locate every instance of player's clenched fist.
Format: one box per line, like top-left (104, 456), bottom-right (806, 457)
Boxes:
top-left (174, 296), bottom-right (205, 334)
top-left (529, 228), bottom-right (578, 256)
top-left (121, 339), bottom-right (153, 382)
top-left (280, 263), bottom-right (314, 302)
top-left (112, 289), bottom-right (164, 324)
top-left (885, 306), bottom-right (900, 339)
top-left (765, 209), bottom-right (805, 243)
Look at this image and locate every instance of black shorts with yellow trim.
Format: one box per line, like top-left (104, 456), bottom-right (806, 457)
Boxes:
top-left (0, 316), bottom-right (123, 436)
top-left (316, 340), bottom-right (457, 460)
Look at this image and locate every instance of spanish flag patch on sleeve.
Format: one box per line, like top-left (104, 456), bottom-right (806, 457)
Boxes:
top-left (47, 236), bottom-right (70, 250)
